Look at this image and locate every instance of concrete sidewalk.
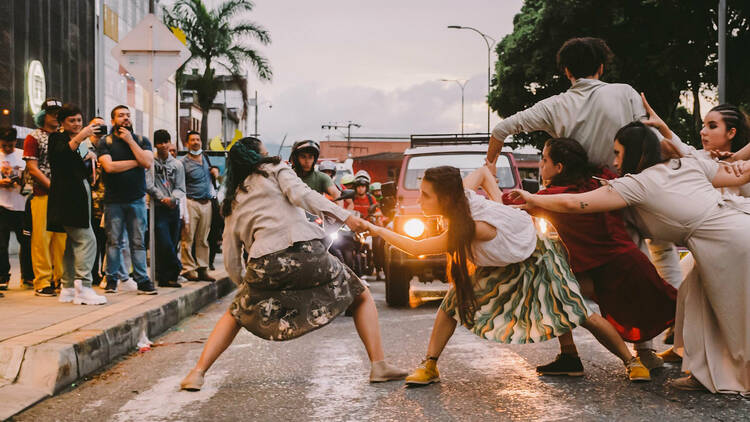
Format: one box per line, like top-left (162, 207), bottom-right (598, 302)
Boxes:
top-left (0, 266), bottom-right (234, 420)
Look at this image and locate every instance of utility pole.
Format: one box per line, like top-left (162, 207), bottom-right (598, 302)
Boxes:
top-left (254, 90), bottom-right (258, 137)
top-left (321, 121), bottom-right (361, 158)
top-left (718, 0), bottom-right (727, 103)
top-left (441, 79), bottom-right (468, 135)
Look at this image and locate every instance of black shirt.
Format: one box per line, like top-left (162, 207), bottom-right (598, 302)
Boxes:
top-left (96, 131), bottom-right (152, 203)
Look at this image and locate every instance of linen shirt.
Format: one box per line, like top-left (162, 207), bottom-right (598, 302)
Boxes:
top-left (147, 154), bottom-right (186, 205)
top-left (180, 154), bottom-right (214, 200)
top-left (223, 162), bottom-right (352, 285)
top-left (491, 78), bottom-right (648, 168)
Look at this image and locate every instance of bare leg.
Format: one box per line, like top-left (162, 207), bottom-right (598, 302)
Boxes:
top-left (351, 289), bottom-right (385, 362)
top-left (426, 308), bottom-right (458, 359)
top-left (581, 313), bottom-right (633, 364)
top-left (193, 310), bottom-right (241, 372)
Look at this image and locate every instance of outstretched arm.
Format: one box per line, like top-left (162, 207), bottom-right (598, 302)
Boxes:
top-left (367, 222), bottom-right (448, 257)
top-left (712, 160), bottom-right (750, 187)
top-left (509, 185), bottom-right (628, 214)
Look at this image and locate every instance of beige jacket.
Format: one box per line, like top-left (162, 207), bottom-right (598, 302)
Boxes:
top-left (223, 162), bottom-right (351, 285)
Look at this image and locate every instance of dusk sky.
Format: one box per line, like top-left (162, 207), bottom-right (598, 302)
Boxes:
top-left (222, 0), bottom-right (525, 150)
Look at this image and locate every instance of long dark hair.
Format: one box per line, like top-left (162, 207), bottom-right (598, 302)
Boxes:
top-left (222, 137), bottom-right (281, 217)
top-left (614, 121), bottom-right (682, 174)
top-left (709, 104), bottom-right (750, 153)
top-left (423, 166), bottom-right (477, 327)
top-left (544, 138), bottom-right (597, 186)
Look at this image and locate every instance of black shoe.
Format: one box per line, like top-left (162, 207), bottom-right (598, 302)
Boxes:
top-left (137, 281), bottom-right (158, 295)
top-left (35, 286), bottom-right (57, 297)
top-left (209, 263), bottom-right (215, 271)
top-left (663, 326), bottom-right (674, 345)
top-left (158, 280), bottom-right (182, 288)
top-left (0, 279), bottom-right (9, 290)
top-left (23, 279), bottom-right (34, 288)
top-left (104, 278), bottom-right (118, 293)
top-left (197, 268), bottom-right (216, 282)
top-left (536, 353), bottom-right (584, 377)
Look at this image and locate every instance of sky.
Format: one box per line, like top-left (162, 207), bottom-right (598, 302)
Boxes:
top-left (206, 0), bottom-right (525, 149)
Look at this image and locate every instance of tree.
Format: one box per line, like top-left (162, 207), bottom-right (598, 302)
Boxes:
top-left (163, 0), bottom-right (271, 146)
top-left (489, 0), bottom-right (748, 149)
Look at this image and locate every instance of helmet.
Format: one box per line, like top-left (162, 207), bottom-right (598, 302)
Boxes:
top-left (340, 174), bottom-right (355, 187)
top-left (318, 161), bottom-right (336, 173)
top-left (353, 170), bottom-right (371, 186)
top-left (290, 140), bottom-right (320, 175)
top-left (369, 182), bottom-right (382, 192)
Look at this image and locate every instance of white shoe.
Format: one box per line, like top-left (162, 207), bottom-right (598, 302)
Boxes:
top-left (119, 279), bottom-right (138, 292)
top-left (59, 287), bottom-right (76, 303)
top-left (74, 286), bottom-right (108, 305)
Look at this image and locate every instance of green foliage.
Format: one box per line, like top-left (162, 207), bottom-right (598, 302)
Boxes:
top-left (162, 0), bottom-right (271, 143)
top-left (489, 0), bottom-right (748, 150)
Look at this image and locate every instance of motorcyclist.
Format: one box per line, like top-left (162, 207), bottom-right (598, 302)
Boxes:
top-left (289, 140), bottom-right (340, 199)
top-left (370, 182), bottom-right (383, 203)
top-left (351, 170), bottom-right (381, 223)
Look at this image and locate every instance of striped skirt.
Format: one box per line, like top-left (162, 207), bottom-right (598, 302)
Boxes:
top-left (440, 236), bottom-right (591, 344)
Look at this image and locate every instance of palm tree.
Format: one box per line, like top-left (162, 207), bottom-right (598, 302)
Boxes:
top-left (163, 0), bottom-right (271, 146)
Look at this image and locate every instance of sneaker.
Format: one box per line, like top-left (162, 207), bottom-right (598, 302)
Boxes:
top-left (405, 359), bottom-right (440, 386)
top-left (636, 349), bottom-right (664, 370)
top-left (137, 281), bottom-right (158, 295)
top-left (657, 347), bottom-right (683, 363)
top-left (59, 287), bottom-right (76, 303)
top-left (158, 280), bottom-right (182, 288)
top-left (119, 279), bottom-right (138, 292)
top-left (671, 375), bottom-right (706, 391)
top-left (104, 278), bottom-right (118, 293)
top-left (74, 285), bottom-right (108, 305)
top-left (209, 263), bottom-right (216, 271)
top-left (0, 278), bottom-right (9, 290)
top-left (536, 353), bottom-right (584, 377)
top-left (177, 275), bottom-right (188, 284)
top-left (626, 357), bottom-right (651, 382)
top-left (182, 270), bottom-right (199, 281)
top-left (35, 286), bottom-right (57, 297)
top-left (197, 268), bottom-right (216, 282)
top-left (369, 361), bottom-right (408, 382)
top-left (52, 280), bottom-right (61, 291)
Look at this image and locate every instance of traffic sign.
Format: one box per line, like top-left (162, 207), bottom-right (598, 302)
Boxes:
top-left (111, 14), bottom-right (191, 90)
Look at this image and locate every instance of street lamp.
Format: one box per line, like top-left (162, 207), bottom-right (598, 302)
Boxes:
top-left (322, 121), bottom-right (361, 158)
top-left (447, 25), bottom-right (497, 134)
top-left (441, 79), bottom-right (468, 135)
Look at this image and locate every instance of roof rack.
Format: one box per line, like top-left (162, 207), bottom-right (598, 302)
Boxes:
top-left (410, 133), bottom-right (519, 149)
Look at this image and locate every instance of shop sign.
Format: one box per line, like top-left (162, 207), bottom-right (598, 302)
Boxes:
top-left (27, 60), bottom-right (46, 114)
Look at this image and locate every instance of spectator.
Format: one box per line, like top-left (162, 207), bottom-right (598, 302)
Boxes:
top-left (87, 116), bottom-right (109, 286)
top-left (207, 165), bottom-right (223, 271)
top-left (179, 131), bottom-right (215, 282)
top-left (0, 127), bottom-right (33, 291)
top-left (48, 104), bottom-right (107, 305)
top-left (146, 130), bottom-right (185, 288)
top-left (97, 105), bottom-right (156, 295)
top-left (168, 143), bottom-right (177, 158)
top-left (23, 98), bottom-right (66, 297)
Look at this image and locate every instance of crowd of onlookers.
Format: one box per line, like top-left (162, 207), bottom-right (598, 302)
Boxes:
top-left (0, 100), bottom-right (222, 303)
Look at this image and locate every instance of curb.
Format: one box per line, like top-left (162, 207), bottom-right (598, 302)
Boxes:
top-left (0, 277), bottom-right (234, 420)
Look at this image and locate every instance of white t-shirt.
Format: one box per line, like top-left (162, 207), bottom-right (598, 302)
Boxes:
top-left (0, 148), bottom-right (27, 211)
top-left (465, 190), bottom-right (537, 267)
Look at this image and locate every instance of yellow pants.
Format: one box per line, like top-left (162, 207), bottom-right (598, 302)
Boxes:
top-left (30, 195), bottom-right (66, 290)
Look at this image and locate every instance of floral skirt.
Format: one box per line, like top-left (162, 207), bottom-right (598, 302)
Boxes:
top-left (440, 236), bottom-right (591, 344)
top-left (230, 239), bottom-right (366, 341)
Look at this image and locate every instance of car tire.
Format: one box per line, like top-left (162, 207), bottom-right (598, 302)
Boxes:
top-left (385, 256), bottom-right (410, 307)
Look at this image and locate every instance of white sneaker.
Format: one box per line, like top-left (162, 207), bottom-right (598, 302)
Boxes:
top-left (74, 286), bottom-right (108, 305)
top-left (119, 279), bottom-right (138, 292)
top-left (59, 287), bottom-right (76, 303)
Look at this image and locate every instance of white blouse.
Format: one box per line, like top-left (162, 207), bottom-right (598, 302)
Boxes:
top-left (465, 190), bottom-right (537, 267)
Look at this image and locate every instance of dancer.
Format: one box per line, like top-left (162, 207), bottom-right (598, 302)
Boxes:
top-left (180, 137), bottom-right (406, 391)
top-left (510, 120), bottom-right (750, 393)
top-left (522, 137), bottom-right (676, 376)
top-left (365, 163), bottom-right (651, 386)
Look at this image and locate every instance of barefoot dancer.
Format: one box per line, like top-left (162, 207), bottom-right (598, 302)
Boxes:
top-left (366, 164), bottom-right (651, 386)
top-left (180, 137), bottom-right (406, 391)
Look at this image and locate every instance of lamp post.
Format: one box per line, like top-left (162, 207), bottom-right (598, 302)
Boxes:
top-left (447, 25), bottom-right (496, 134)
top-left (322, 121), bottom-right (361, 158)
top-left (718, 0), bottom-right (726, 103)
top-left (441, 79), bottom-right (468, 135)
top-left (252, 90), bottom-right (272, 138)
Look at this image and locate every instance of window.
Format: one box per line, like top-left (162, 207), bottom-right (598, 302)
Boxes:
top-left (403, 153), bottom-right (515, 190)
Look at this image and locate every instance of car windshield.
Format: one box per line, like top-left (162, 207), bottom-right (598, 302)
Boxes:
top-left (333, 170), bottom-right (352, 186)
top-left (403, 153), bottom-right (515, 190)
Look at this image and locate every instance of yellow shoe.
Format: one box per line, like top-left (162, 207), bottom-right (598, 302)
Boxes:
top-left (626, 357), bottom-right (651, 382)
top-left (657, 347), bottom-right (683, 363)
top-left (405, 359), bottom-right (440, 386)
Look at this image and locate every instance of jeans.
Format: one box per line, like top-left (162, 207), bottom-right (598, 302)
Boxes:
top-left (154, 205), bottom-right (182, 282)
top-left (0, 206), bottom-right (34, 282)
top-left (104, 199), bottom-right (150, 284)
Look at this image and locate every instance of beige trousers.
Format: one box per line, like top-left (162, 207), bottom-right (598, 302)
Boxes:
top-left (181, 198), bottom-right (212, 273)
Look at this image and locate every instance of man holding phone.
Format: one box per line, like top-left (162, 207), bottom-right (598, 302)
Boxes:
top-left (96, 105), bottom-right (156, 295)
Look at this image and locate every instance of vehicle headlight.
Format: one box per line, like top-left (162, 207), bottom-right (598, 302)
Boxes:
top-left (538, 218), bottom-right (549, 234)
top-left (329, 232), bottom-right (339, 241)
top-left (403, 218), bottom-right (425, 238)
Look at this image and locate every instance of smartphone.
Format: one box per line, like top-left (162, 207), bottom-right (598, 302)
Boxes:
top-left (94, 124), bottom-right (108, 136)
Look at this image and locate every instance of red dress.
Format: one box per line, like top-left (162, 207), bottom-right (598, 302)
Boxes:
top-left (536, 169), bottom-right (677, 342)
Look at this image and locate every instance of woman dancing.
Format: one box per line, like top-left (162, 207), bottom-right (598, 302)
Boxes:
top-left (180, 137), bottom-right (406, 391)
top-left (366, 163), bottom-right (652, 386)
top-left (510, 120), bottom-right (750, 393)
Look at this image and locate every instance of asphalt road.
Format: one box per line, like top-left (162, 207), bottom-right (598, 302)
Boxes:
top-left (15, 280), bottom-right (750, 421)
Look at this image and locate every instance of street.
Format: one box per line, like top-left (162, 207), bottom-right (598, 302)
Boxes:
top-left (14, 280), bottom-right (749, 422)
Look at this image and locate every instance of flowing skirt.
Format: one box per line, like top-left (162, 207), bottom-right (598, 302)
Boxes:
top-left (440, 236), bottom-right (590, 344)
